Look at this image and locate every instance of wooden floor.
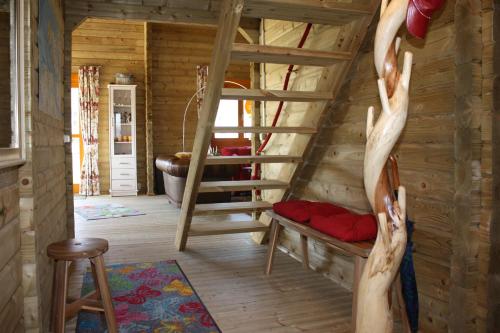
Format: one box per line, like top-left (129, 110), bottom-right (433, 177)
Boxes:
top-left (67, 195), bottom-right (355, 332)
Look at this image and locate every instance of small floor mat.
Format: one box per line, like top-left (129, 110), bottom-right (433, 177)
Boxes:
top-left (75, 203), bottom-right (145, 220)
top-left (76, 260), bottom-right (221, 332)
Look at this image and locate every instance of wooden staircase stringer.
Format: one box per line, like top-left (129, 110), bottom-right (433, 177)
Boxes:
top-left (175, 0), bottom-right (244, 251)
top-left (253, 7), bottom-right (381, 244)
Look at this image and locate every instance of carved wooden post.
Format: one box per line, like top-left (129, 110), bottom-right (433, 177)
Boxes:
top-left (356, 0), bottom-right (413, 331)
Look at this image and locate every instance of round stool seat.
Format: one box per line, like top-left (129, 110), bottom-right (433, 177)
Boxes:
top-left (47, 238), bottom-right (109, 260)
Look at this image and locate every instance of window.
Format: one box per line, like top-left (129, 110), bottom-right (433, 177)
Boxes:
top-left (212, 99), bottom-right (252, 148)
top-left (214, 100), bottom-right (239, 139)
top-left (0, 0), bottom-right (24, 167)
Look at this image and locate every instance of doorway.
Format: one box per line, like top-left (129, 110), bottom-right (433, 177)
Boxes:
top-left (71, 73), bottom-right (83, 194)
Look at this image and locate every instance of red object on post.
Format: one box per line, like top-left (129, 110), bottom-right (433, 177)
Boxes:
top-left (406, 0), bottom-right (445, 39)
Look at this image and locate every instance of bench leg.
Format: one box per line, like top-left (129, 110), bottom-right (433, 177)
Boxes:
top-left (352, 256), bottom-right (366, 333)
top-left (265, 219), bottom-right (282, 275)
top-left (300, 234), bottom-right (309, 270)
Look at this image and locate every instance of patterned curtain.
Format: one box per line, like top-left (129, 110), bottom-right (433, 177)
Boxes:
top-left (196, 65), bottom-right (208, 116)
top-left (79, 66), bottom-right (100, 196)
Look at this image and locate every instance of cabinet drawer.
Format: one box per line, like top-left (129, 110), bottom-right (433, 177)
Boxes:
top-left (112, 159), bottom-right (135, 169)
top-left (113, 169), bottom-right (135, 180)
top-left (112, 179), bottom-right (137, 191)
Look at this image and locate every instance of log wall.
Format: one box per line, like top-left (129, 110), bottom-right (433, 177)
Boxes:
top-left (18, 0), bottom-right (68, 331)
top-left (262, 1), bottom-right (489, 331)
top-left (0, 166), bottom-right (23, 332)
top-left (478, 0), bottom-right (497, 330)
top-left (71, 19), bottom-right (147, 194)
top-left (150, 23), bottom-right (250, 157)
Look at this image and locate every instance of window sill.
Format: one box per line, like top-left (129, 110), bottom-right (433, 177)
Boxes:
top-left (0, 159), bottom-right (26, 170)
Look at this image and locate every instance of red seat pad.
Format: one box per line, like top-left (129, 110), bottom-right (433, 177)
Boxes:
top-left (273, 200), bottom-right (352, 223)
top-left (310, 213), bottom-right (377, 242)
top-left (308, 202), bottom-right (351, 217)
top-left (273, 200), bottom-right (312, 223)
top-left (220, 146), bottom-right (251, 156)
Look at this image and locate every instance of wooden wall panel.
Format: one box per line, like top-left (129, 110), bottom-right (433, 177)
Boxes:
top-left (448, 0), bottom-right (482, 331)
top-left (71, 19), bottom-right (146, 194)
top-left (15, 1), bottom-right (69, 330)
top-left (0, 11), bottom-right (11, 147)
top-left (151, 23), bottom-right (250, 158)
top-left (261, 2), bottom-right (464, 332)
top-left (0, 166), bottom-right (23, 332)
top-left (33, 0), bottom-right (68, 330)
top-left (477, 0), bottom-right (496, 330)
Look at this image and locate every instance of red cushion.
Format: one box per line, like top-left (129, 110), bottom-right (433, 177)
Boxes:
top-left (237, 146), bottom-right (251, 155)
top-left (310, 213), bottom-right (377, 242)
top-left (308, 202), bottom-right (351, 217)
top-left (221, 147), bottom-right (238, 156)
top-left (273, 200), bottom-right (351, 223)
top-left (220, 146), bottom-right (251, 156)
top-left (273, 200), bottom-right (311, 223)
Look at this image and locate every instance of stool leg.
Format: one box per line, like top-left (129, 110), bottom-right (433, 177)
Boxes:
top-left (50, 261), bottom-right (58, 332)
top-left (90, 261), bottom-right (101, 299)
top-left (300, 234), bottom-right (309, 270)
top-left (51, 260), bottom-right (69, 333)
top-left (265, 219), bottom-right (282, 275)
top-left (91, 255), bottom-right (118, 333)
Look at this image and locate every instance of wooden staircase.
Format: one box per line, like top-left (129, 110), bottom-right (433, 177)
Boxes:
top-left (175, 0), bottom-right (380, 250)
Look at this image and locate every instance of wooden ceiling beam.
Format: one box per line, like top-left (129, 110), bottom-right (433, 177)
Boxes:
top-left (64, 0), bottom-right (372, 27)
top-left (64, 1), bottom-right (220, 26)
top-left (243, 0), bottom-right (372, 25)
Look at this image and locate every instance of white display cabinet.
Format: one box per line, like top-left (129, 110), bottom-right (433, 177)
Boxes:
top-left (109, 85), bottom-right (137, 196)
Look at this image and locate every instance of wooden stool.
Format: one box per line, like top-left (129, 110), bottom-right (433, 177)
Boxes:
top-left (47, 238), bottom-right (117, 333)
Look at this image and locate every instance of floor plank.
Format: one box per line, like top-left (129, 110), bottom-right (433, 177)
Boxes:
top-left (67, 195), bottom-right (355, 332)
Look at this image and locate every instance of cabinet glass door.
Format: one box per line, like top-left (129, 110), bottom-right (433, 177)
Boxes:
top-left (112, 89), bottom-right (133, 156)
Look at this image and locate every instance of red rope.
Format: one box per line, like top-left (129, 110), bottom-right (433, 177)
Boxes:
top-left (253, 23), bottom-right (313, 180)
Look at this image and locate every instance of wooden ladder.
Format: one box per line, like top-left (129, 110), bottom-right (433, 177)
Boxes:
top-left (175, 0), bottom-right (380, 250)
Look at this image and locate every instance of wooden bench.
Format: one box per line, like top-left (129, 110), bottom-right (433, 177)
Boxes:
top-left (264, 210), bottom-right (409, 332)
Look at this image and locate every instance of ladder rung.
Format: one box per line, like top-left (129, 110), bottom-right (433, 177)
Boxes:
top-left (221, 88), bottom-right (333, 102)
top-left (188, 220), bottom-right (269, 236)
top-left (213, 126), bottom-right (316, 134)
top-left (193, 201), bottom-right (273, 216)
top-left (199, 180), bottom-right (289, 193)
top-left (231, 43), bottom-right (351, 66)
top-left (205, 155), bottom-right (302, 165)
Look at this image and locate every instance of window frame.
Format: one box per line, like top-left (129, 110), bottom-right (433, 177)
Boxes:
top-left (0, 0), bottom-right (25, 168)
top-left (211, 80), bottom-right (251, 148)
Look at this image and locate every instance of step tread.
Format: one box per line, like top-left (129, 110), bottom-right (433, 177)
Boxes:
top-left (193, 201), bottom-right (273, 215)
top-left (199, 180), bottom-right (289, 193)
top-left (205, 155), bottom-right (302, 165)
top-left (221, 88), bottom-right (333, 102)
top-left (231, 43), bottom-right (352, 66)
top-left (188, 220), bottom-right (269, 236)
top-left (212, 126), bottom-right (316, 134)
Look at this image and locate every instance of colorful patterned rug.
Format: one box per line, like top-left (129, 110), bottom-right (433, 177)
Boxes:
top-left (75, 203), bottom-right (145, 220)
top-left (76, 261), bottom-right (220, 333)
